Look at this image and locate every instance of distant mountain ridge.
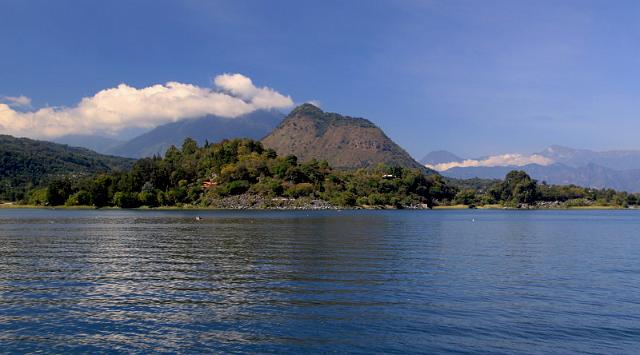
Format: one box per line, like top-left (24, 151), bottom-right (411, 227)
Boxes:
top-left (442, 163), bottom-right (640, 193)
top-left (262, 104), bottom-right (432, 172)
top-left (53, 134), bottom-right (124, 154)
top-left (107, 110), bottom-right (284, 158)
top-left (424, 145), bottom-right (640, 192)
top-left (539, 145), bottom-right (640, 170)
top-left (420, 150), bottom-right (463, 165)
top-left (0, 135), bottom-right (133, 200)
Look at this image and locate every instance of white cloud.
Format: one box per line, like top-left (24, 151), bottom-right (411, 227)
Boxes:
top-left (0, 73), bottom-right (293, 138)
top-left (1, 95), bottom-right (31, 108)
top-left (426, 153), bottom-right (554, 171)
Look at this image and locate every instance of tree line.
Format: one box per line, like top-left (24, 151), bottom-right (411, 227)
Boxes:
top-left (24, 138), bottom-right (640, 209)
top-left (27, 138), bottom-right (451, 208)
top-left (451, 170), bottom-right (640, 208)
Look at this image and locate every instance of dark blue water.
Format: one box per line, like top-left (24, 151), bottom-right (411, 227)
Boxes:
top-left (1, 209), bottom-right (640, 353)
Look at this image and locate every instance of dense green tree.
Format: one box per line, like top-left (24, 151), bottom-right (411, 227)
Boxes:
top-left (490, 170), bottom-right (538, 205)
top-left (65, 190), bottom-right (91, 206)
top-left (46, 179), bottom-right (73, 206)
top-left (454, 189), bottom-right (478, 205)
top-left (89, 175), bottom-right (113, 207)
top-left (113, 192), bottom-right (140, 208)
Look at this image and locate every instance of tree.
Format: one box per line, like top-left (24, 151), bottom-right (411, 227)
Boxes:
top-left (454, 189), bottom-right (477, 205)
top-left (181, 138), bottom-right (198, 155)
top-left (494, 171), bottom-right (538, 204)
top-left (46, 179), bottom-right (72, 206)
top-left (113, 192), bottom-right (139, 208)
top-left (65, 190), bottom-right (91, 206)
top-left (89, 175), bottom-right (113, 207)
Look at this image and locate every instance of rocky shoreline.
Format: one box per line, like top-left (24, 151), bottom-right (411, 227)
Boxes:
top-left (201, 194), bottom-right (433, 210)
top-left (203, 195), bottom-right (338, 210)
top-left (4, 197), bottom-right (632, 210)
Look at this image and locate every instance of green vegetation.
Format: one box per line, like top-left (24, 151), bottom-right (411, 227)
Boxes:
top-left (35, 138), bottom-right (450, 208)
top-left (448, 170), bottom-right (640, 208)
top-left (0, 134), bottom-right (133, 202)
top-left (8, 136), bottom-right (640, 210)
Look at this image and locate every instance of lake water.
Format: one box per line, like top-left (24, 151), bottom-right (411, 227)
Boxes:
top-left (1, 209), bottom-right (640, 353)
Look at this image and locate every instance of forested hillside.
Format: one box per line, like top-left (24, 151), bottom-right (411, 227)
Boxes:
top-left (0, 135), bottom-right (133, 201)
top-left (35, 137), bottom-right (640, 209)
top-left (38, 138), bottom-right (451, 208)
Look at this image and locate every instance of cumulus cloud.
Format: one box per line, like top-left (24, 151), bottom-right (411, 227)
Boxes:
top-left (1, 95), bottom-right (31, 108)
top-left (426, 153), bottom-right (554, 171)
top-left (0, 73), bottom-right (293, 138)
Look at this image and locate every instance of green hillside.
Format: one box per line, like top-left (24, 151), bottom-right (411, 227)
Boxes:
top-left (0, 135), bottom-right (133, 201)
top-left (40, 138), bottom-right (452, 208)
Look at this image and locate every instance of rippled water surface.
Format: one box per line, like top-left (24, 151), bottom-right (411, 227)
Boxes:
top-left (1, 209), bottom-right (640, 353)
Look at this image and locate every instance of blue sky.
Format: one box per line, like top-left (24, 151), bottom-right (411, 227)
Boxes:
top-left (1, 0), bottom-right (639, 158)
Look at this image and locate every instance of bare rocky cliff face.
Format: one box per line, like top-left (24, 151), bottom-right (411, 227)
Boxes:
top-left (261, 104), bottom-right (431, 172)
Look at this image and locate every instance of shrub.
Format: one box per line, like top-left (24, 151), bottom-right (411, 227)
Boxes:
top-left (65, 190), bottom-right (91, 206)
top-left (285, 183), bottom-right (315, 198)
top-left (225, 180), bottom-right (250, 195)
top-left (331, 191), bottom-right (356, 207)
top-left (454, 189), bottom-right (477, 205)
top-left (26, 188), bottom-right (48, 206)
top-left (250, 177), bottom-right (284, 196)
top-left (113, 192), bottom-right (140, 208)
top-left (138, 191), bottom-right (158, 207)
top-left (367, 193), bottom-right (387, 205)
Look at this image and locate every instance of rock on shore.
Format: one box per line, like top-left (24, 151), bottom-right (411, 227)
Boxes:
top-left (204, 194), bottom-right (337, 210)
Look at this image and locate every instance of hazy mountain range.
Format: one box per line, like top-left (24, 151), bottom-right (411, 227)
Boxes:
top-left (53, 134), bottom-right (125, 154)
top-left (425, 145), bottom-right (640, 192)
top-left (53, 110), bottom-right (285, 158)
top-left (107, 110), bottom-right (284, 158)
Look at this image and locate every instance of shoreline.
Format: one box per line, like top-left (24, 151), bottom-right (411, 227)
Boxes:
top-left (1, 202), bottom-right (635, 211)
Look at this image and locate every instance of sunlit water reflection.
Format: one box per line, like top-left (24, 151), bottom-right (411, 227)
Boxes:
top-left (1, 209), bottom-right (640, 353)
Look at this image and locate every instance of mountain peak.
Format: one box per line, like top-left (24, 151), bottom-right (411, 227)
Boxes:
top-left (263, 107), bottom-right (431, 172)
top-left (289, 103), bottom-right (324, 117)
top-left (420, 150), bottom-right (464, 165)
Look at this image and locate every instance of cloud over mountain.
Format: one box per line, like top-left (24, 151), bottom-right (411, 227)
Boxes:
top-left (426, 153), bottom-right (554, 171)
top-left (0, 73), bottom-right (293, 139)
